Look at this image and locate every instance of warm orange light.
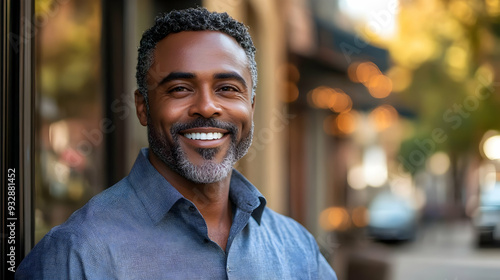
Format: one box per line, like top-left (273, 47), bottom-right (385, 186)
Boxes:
top-left (356, 62), bottom-right (381, 84)
top-left (352, 207), bottom-right (369, 227)
top-left (319, 207), bottom-right (351, 231)
top-left (310, 86), bottom-right (333, 109)
top-left (329, 89), bottom-right (352, 113)
top-left (348, 62), bottom-right (361, 83)
top-left (369, 105), bottom-right (398, 131)
top-left (308, 86), bottom-right (353, 112)
top-left (336, 112), bottom-right (357, 134)
top-left (367, 75), bottom-right (393, 98)
top-left (281, 82), bottom-right (299, 103)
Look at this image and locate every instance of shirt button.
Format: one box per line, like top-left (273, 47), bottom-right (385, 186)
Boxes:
top-left (188, 206), bottom-right (196, 212)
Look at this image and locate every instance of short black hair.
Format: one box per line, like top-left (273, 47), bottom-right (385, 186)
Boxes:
top-left (136, 7), bottom-right (257, 103)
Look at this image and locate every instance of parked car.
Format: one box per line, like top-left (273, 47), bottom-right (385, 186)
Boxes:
top-left (474, 184), bottom-right (500, 247)
top-left (367, 191), bottom-right (417, 241)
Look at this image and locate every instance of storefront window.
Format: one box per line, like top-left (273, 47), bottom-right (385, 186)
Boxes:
top-left (34, 0), bottom-right (104, 243)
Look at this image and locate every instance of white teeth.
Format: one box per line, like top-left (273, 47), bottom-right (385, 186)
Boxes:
top-left (184, 132), bottom-right (224, 140)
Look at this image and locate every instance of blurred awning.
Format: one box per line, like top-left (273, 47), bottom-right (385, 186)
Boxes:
top-left (313, 19), bottom-right (390, 73)
top-left (288, 18), bottom-right (414, 117)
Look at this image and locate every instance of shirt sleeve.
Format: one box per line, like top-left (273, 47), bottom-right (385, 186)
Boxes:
top-left (292, 218), bottom-right (338, 279)
top-left (15, 229), bottom-right (113, 280)
top-left (317, 250), bottom-right (338, 280)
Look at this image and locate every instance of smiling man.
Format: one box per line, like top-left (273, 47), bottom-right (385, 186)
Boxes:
top-left (17, 8), bottom-right (337, 279)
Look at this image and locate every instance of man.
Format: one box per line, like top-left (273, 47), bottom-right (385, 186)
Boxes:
top-left (17, 8), bottom-right (337, 279)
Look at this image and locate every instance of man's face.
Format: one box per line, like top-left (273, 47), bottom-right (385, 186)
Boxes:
top-left (137, 31), bottom-right (255, 184)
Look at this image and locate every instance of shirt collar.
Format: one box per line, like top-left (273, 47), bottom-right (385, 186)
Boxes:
top-left (229, 169), bottom-right (267, 225)
top-left (128, 148), bottom-right (267, 225)
top-left (127, 148), bottom-right (185, 225)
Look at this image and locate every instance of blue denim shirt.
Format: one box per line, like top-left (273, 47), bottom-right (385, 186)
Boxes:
top-left (17, 148), bottom-right (337, 279)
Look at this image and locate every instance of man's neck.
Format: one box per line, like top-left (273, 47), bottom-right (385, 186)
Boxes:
top-left (148, 151), bottom-right (233, 250)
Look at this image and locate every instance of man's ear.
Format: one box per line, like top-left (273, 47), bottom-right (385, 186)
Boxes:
top-left (251, 95), bottom-right (256, 111)
top-left (135, 90), bottom-right (148, 126)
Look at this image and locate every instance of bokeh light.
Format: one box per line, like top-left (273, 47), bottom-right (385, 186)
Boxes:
top-left (483, 135), bottom-right (500, 160)
top-left (324, 112), bottom-right (358, 135)
top-left (308, 86), bottom-right (332, 109)
top-left (369, 105), bottom-right (399, 131)
top-left (348, 165), bottom-right (367, 190)
top-left (319, 207), bottom-right (351, 231)
top-left (363, 146), bottom-right (388, 187)
top-left (347, 62), bottom-right (361, 83)
top-left (329, 88), bottom-right (352, 113)
top-left (427, 152), bottom-right (451, 175)
top-left (336, 111), bottom-right (357, 135)
top-left (445, 44), bottom-right (469, 80)
top-left (49, 120), bottom-right (70, 154)
top-left (356, 61), bottom-right (381, 84)
top-left (367, 74), bottom-right (393, 98)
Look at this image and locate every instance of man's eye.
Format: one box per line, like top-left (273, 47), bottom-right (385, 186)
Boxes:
top-left (168, 86), bottom-right (190, 93)
top-left (218, 86), bottom-right (239, 92)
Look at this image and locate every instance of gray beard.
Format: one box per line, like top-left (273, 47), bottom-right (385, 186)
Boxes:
top-left (148, 117), bottom-right (253, 184)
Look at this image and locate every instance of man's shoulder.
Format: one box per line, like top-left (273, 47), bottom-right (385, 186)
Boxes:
top-left (260, 207), bottom-right (305, 226)
top-left (15, 180), bottom-right (135, 280)
top-left (259, 207), bottom-right (314, 241)
top-left (48, 176), bottom-right (139, 238)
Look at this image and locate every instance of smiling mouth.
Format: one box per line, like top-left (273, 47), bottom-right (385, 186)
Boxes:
top-left (183, 132), bottom-right (224, 140)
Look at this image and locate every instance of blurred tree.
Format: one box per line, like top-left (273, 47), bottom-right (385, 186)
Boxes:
top-left (386, 0), bottom-right (500, 218)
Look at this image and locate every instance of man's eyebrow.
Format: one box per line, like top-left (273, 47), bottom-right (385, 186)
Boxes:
top-left (158, 72), bottom-right (196, 86)
top-left (214, 72), bottom-right (248, 88)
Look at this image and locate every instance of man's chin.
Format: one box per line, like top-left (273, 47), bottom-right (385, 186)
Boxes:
top-left (178, 161), bottom-right (233, 184)
top-left (195, 147), bottom-right (221, 161)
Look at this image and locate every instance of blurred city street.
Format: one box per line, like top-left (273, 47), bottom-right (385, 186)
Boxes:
top-left (337, 221), bottom-right (500, 280)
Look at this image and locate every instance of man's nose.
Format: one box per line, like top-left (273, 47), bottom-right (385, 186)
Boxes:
top-left (188, 87), bottom-right (222, 118)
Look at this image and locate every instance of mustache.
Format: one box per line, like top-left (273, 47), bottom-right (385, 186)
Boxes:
top-left (170, 118), bottom-right (239, 138)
